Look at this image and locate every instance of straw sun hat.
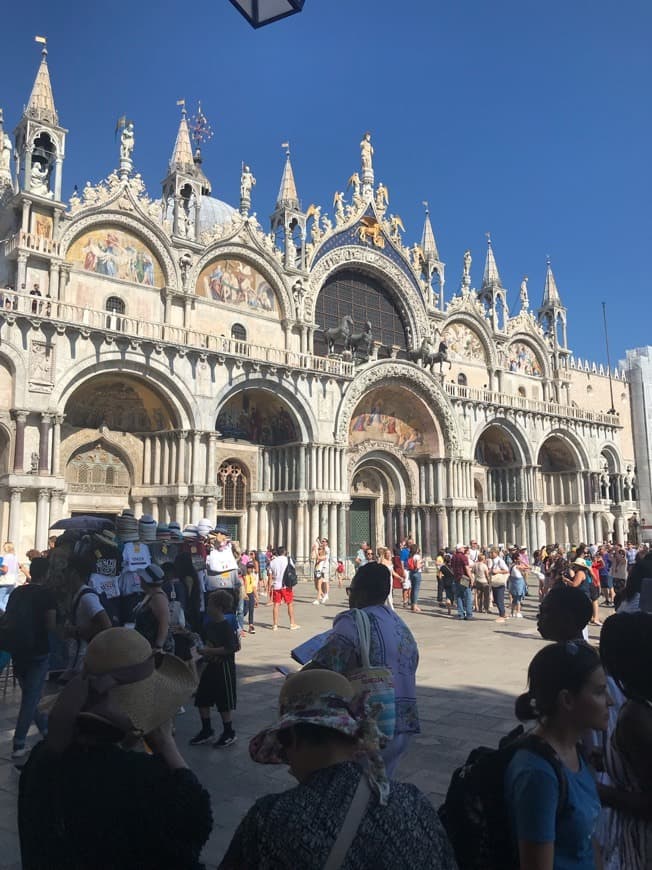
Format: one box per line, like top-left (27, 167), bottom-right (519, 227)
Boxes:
top-left (49, 628), bottom-right (196, 740)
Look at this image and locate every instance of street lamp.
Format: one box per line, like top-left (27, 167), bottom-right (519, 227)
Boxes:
top-left (228, 0), bottom-right (305, 28)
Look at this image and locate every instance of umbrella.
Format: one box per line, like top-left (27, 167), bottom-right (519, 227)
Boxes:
top-left (50, 516), bottom-right (115, 532)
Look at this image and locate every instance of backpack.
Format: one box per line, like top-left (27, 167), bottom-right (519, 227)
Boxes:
top-left (0, 586), bottom-right (37, 656)
top-left (438, 725), bottom-right (569, 870)
top-left (406, 556), bottom-right (416, 572)
top-left (283, 557), bottom-right (298, 588)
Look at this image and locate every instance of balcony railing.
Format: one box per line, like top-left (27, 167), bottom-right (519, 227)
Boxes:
top-left (4, 230), bottom-right (61, 258)
top-left (445, 381), bottom-right (621, 427)
top-left (0, 290), bottom-right (356, 378)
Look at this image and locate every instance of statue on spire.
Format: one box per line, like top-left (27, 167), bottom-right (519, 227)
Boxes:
top-left (360, 131), bottom-right (373, 174)
top-left (462, 249), bottom-right (472, 289)
top-left (520, 276), bottom-right (529, 310)
top-left (240, 163), bottom-right (255, 215)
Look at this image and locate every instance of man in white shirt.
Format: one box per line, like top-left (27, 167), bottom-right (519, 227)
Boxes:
top-left (268, 546), bottom-right (300, 632)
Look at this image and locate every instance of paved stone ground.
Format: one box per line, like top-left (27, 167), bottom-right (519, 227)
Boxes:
top-left (0, 575), bottom-right (605, 869)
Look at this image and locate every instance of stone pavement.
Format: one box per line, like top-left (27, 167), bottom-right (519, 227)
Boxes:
top-left (0, 575), bottom-right (604, 869)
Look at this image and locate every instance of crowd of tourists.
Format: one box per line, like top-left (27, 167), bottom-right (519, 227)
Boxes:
top-left (0, 511), bottom-right (650, 868)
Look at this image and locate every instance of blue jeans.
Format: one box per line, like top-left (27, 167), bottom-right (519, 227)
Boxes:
top-left (244, 592), bottom-right (256, 626)
top-left (455, 583), bottom-right (473, 618)
top-left (13, 655), bottom-right (50, 749)
top-left (410, 571), bottom-right (422, 606)
top-left (0, 583), bottom-right (15, 611)
top-left (492, 584), bottom-right (506, 617)
top-left (234, 579), bottom-right (244, 631)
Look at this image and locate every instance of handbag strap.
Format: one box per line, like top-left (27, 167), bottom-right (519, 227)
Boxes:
top-left (323, 773), bottom-right (371, 870)
top-left (351, 609), bottom-right (371, 669)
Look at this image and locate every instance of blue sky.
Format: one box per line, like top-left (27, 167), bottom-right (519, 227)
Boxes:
top-left (1, 1), bottom-right (649, 366)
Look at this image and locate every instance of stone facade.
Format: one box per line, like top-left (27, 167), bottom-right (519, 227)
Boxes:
top-left (0, 51), bottom-right (640, 562)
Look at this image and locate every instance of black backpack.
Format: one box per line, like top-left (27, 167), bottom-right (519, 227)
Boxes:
top-left (282, 557), bottom-right (298, 588)
top-left (0, 585), bottom-right (37, 656)
top-left (438, 725), bottom-right (569, 870)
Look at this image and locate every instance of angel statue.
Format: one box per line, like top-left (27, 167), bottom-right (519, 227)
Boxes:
top-left (411, 243), bottom-right (423, 272)
top-left (519, 276), bottom-right (529, 310)
top-left (375, 182), bottom-right (389, 211)
top-left (306, 203), bottom-right (322, 243)
top-left (347, 172), bottom-right (361, 201)
top-left (333, 190), bottom-right (345, 224)
top-left (360, 131), bottom-right (373, 174)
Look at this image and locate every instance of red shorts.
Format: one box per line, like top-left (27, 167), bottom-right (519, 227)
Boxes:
top-left (272, 587), bottom-right (293, 604)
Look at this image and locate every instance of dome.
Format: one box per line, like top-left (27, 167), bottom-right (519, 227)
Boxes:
top-left (198, 196), bottom-right (237, 232)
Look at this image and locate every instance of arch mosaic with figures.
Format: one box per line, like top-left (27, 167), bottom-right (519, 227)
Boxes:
top-left (441, 322), bottom-right (486, 362)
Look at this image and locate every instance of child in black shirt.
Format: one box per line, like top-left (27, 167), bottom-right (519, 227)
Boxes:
top-left (189, 590), bottom-right (238, 748)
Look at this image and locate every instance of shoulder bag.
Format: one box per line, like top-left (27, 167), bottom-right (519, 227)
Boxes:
top-left (348, 609), bottom-right (395, 743)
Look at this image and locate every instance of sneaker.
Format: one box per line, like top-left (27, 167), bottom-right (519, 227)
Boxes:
top-left (321, 595), bottom-right (329, 603)
top-left (214, 732), bottom-right (237, 748)
top-left (516, 613), bottom-right (523, 619)
top-left (249, 626), bottom-right (256, 634)
top-left (189, 727), bottom-right (214, 746)
top-left (290, 624), bottom-right (301, 630)
top-left (312, 599), bottom-right (321, 606)
top-left (272, 624), bottom-right (278, 631)
top-left (11, 746), bottom-right (28, 760)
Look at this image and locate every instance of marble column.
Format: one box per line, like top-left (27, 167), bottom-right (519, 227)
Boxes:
top-left (49, 490), bottom-right (66, 526)
top-left (51, 415), bottom-right (63, 476)
top-left (177, 432), bottom-right (187, 484)
top-left (384, 506), bottom-right (392, 545)
top-left (39, 413), bottom-right (52, 475)
top-left (191, 432), bottom-right (201, 484)
top-left (397, 507), bottom-right (405, 541)
top-left (310, 503), bottom-right (319, 552)
top-left (338, 504), bottom-right (347, 562)
top-left (131, 498), bottom-right (143, 517)
top-left (152, 437), bottom-right (161, 485)
top-left (162, 436), bottom-right (170, 486)
top-left (329, 502), bottom-right (338, 559)
top-left (207, 433), bottom-right (217, 485)
top-left (423, 508), bottom-right (432, 557)
top-left (168, 437), bottom-right (177, 486)
top-left (12, 411), bottom-right (27, 473)
top-left (298, 446), bottom-right (306, 490)
top-left (8, 488), bottom-right (23, 545)
top-left (143, 437), bottom-right (152, 486)
top-left (205, 496), bottom-right (217, 527)
top-left (258, 502), bottom-right (268, 548)
top-left (35, 488), bottom-right (50, 550)
top-left (309, 447), bottom-right (317, 490)
top-left (241, 508), bottom-right (248, 549)
top-left (175, 498), bottom-right (185, 526)
top-left (190, 496), bottom-right (201, 525)
top-left (319, 502), bottom-right (328, 538)
top-left (296, 502), bottom-right (306, 562)
top-left (437, 507), bottom-right (447, 550)
top-left (248, 504), bottom-right (258, 548)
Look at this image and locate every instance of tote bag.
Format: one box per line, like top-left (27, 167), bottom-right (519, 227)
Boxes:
top-left (348, 609), bottom-right (396, 743)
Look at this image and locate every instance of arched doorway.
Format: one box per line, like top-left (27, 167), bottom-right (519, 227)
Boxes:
top-left (538, 435), bottom-right (582, 545)
top-left (474, 424), bottom-right (526, 547)
top-left (348, 384), bottom-right (441, 552)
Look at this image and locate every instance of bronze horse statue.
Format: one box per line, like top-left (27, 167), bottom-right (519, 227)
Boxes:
top-left (324, 315), bottom-right (353, 354)
top-left (408, 336), bottom-right (451, 374)
top-left (350, 321), bottom-right (373, 360)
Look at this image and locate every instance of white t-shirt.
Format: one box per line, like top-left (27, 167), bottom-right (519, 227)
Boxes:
top-left (490, 556), bottom-right (509, 586)
top-left (73, 585), bottom-right (105, 637)
top-left (207, 545), bottom-right (238, 574)
top-left (269, 555), bottom-right (288, 590)
top-left (121, 542), bottom-right (151, 571)
top-left (89, 572), bottom-right (120, 600)
top-left (2, 552), bottom-right (18, 582)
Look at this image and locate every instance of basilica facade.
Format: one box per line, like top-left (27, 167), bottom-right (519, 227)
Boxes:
top-left (0, 49), bottom-right (640, 564)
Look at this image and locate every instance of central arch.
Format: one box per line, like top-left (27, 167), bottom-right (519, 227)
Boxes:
top-left (336, 360), bottom-right (460, 456)
top-left (349, 446), bottom-right (415, 551)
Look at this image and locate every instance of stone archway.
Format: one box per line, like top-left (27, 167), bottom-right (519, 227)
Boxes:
top-left (350, 448), bottom-right (414, 550)
top-left (65, 440), bottom-right (132, 515)
top-left (474, 423), bottom-right (527, 547)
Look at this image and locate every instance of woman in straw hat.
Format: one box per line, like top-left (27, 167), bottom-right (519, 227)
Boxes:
top-left (18, 628), bottom-right (212, 870)
top-left (218, 670), bottom-right (456, 870)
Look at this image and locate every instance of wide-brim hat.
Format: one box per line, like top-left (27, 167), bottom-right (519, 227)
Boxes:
top-left (250, 670), bottom-right (366, 765)
top-left (93, 529), bottom-right (119, 549)
top-left (182, 524), bottom-right (199, 539)
top-left (49, 628), bottom-right (196, 738)
top-left (573, 557), bottom-right (589, 568)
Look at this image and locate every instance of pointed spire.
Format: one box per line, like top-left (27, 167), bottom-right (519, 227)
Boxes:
top-left (542, 256), bottom-right (562, 307)
top-left (25, 39), bottom-right (58, 126)
top-left (170, 103), bottom-right (195, 172)
top-left (420, 202), bottom-right (439, 261)
top-left (482, 233), bottom-right (502, 289)
top-left (276, 143), bottom-right (300, 210)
